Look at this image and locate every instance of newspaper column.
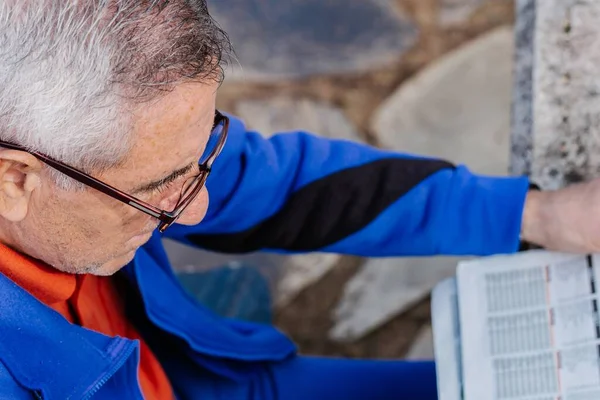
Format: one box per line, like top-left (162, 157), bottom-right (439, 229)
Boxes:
top-left (511, 0), bottom-right (600, 190)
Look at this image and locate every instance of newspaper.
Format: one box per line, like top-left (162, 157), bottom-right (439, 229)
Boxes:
top-left (445, 251), bottom-right (600, 400)
top-left (432, 251), bottom-right (600, 399)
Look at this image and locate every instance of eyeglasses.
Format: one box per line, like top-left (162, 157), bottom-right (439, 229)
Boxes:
top-left (0, 110), bottom-right (229, 233)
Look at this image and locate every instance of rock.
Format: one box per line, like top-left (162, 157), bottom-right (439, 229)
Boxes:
top-left (510, 0), bottom-right (536, 177)
top-left (208, 0), bottom-right (418, 81)
top-left (525, 0), bottom-right (600, 189)
top-left (275, 253), bottom-right (342, 308)
top-left (236, 97), bottom-right (364, 142)
top-left (439, 0), bottom-right (486, 27)
top-left (405, 325), bottom-right (435, 360)
top-left (372, 25), bottom-right (514, 176)
top-left (330, 256), bottom-right (463, 341)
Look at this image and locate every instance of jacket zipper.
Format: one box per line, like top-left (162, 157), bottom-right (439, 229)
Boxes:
top-left (31, 339), bottom-right (141, 400)
top-left (82, 339), bottom-right (139, 400)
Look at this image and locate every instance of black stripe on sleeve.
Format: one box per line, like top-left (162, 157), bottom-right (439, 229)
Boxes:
top-left (187, 157), bottom-right (454, 253)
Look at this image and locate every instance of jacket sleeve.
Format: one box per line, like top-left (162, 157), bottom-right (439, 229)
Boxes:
top-left (163, 115), bottom-right (530, 257)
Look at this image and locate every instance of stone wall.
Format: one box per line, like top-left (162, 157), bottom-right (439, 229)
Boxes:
top-left (512, 0), bottom-right (600, 190)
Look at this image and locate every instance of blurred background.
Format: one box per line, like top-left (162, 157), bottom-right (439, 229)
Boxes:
top-left (165, 0), bottom-right (515, 360)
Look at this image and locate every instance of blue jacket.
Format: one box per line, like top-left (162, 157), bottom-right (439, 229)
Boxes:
top-left (0, 116), bottom-right (530, 399)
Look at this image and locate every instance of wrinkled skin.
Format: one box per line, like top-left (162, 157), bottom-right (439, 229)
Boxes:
top-left (0, 82), bottom-right (217, 275)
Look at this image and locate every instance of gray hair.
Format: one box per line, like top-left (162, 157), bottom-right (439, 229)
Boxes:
top-left (0, 0), bottom-right (231, 189)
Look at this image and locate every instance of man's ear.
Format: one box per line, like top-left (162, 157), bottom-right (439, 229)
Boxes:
top-left (0, 150), bottom-right (42, 222)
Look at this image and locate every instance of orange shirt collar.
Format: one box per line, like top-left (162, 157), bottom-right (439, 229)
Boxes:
top-left (0, 242), bottom-right (76, 305)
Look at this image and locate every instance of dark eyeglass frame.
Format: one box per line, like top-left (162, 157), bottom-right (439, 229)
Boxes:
top-left (0, 110), bottom-right (229, 233)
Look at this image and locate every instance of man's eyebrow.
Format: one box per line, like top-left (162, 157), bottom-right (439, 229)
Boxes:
top-left (131, 162), bottom-right (196, 195)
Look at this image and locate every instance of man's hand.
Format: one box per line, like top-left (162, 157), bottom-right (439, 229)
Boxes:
top-left (521, 178), bottom-right (600, 253)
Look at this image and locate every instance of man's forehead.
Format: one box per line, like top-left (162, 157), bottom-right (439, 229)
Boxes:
top-left (136, 84), bottom-right (215, 131)
top-left (108, 82), bottom-right (217, 186)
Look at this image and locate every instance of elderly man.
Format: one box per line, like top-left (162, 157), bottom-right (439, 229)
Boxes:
top-left (0, 1), bottom-right (597, 399)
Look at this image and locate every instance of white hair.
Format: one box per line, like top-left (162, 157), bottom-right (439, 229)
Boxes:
top-left (0, 0), bottom-right (230, 190)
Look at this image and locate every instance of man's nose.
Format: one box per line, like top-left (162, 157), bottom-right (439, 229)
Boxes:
top-left (174, 187), bottom-right (209, 226)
